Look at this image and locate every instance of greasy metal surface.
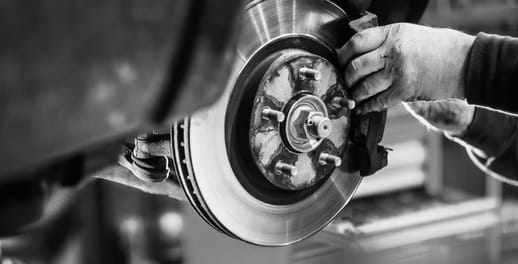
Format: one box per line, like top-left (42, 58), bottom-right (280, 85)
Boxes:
top-left (183, 0), bottom-right (362, 246)
top-left (249, 50), bottom-right (350, 190)
top-left (0, 0), bottom-right (240, 178)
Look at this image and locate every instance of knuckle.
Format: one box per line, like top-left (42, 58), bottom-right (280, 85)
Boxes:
top-left (349, 58), bottom-right (362, 74)
top-left (381, 65), bottom-right (393, 78)
top-left (345, 76), bottom-right (354, 88)
top-left (349, 33), bottom-right (364, 51)
top-left (364, 101), bottom-right (376, 113)
top-left (392, 41), bottom-right (404, 57)
top-left (351, 88), bottom-right (363, 101)
top-left (360, 79), bottom-right (374, 93)
top-left (372, 94), bottom-right (384, 107)
top-left (386, 23), bottom-right (403, 38)
top-left (344, 68), bottom-right (355, 87)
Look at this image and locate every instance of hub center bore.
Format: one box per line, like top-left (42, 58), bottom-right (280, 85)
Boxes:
top-left (283, 94), bottom-right (332, 153)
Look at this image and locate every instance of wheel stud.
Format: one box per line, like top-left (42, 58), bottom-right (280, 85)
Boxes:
top-left (319, 153), bottom-right (342, 167)
top-left (275, 162), bottom-right (298, 176)
top-left (262, 108), bottom-right (285, 122)
top-left (331, 97), bottom-right (356, 109)
top-left (299, 67), bottom-right (321, 81)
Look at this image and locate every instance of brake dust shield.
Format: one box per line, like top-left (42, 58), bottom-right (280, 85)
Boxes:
top-left (171, 0), bottom-right (363, 246)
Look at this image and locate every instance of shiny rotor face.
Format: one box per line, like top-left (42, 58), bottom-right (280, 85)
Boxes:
top-left (174, 0), bottom-right (362, 246)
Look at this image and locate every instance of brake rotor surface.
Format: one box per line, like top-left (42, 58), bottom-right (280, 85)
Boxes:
top-left (172, 0), bottom-right (362, 246)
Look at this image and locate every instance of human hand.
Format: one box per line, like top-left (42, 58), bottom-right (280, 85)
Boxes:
top-left (403, 99), bottom-right (475, 136)
top-left (338, 23), bottom-right (475, 114)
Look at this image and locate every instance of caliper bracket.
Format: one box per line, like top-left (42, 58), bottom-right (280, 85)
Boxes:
top-left (346, 11), bottom-right (389, 177)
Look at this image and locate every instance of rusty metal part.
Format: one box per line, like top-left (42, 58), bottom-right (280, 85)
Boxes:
top-left (128, 133), bottom-right (172, 182)
top-left (332, 96), bottom-right (356, 109)
top-left (261, 108), bottom-right (286, 122)
top-left (319, 152), bottom-right (342, 167)
top-left (275, 162), bottom-right (298, 177)
top-left (299, 67), bottom-right (322, 81)
top-left (248, 50), bottom-right (352, 190)
top-left (173, 0), bottom-right (363, 246)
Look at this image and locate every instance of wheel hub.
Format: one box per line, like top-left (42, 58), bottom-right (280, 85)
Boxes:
top-left (283, 93), bottom-right (331, 153)
top-left (249, 49), bottom-right (351, 190)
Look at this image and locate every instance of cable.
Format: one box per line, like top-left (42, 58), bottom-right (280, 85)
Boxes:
top-left (466, 147), bottom-right (518, 187)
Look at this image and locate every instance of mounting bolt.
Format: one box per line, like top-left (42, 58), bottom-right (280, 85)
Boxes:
top-left (332, 97), bottom-right (356, 109)
top-left (262, 108), bottom-right (285, 122)
top-left (319, 153), bottom-right (342, 167)
top-left (275, 162), bottom-right (298, 176)
top-left (299, 67), bottom-right (321, 81)
top-left (307, 112), bottom-right (332, 138)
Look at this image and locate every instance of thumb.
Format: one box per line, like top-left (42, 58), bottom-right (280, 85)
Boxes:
top-left (357, 88), bottom-right (402, 114)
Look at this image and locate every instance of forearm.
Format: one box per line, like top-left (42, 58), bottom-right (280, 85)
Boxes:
top-left (449, 107), bottom-right (518, 178)
top-left (466, 140), bottom-right (518, 181)
top-left (453, 107), bottom-right (517, 157)
top-left (465, 33), bottom-right (518, 114)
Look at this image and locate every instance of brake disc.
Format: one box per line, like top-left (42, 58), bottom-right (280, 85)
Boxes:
top-left (171, 0), bottom-right (373, 246)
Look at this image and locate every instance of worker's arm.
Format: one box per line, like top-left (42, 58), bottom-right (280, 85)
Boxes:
top-left (465, 33), bottom-right (518, 114)
top-left (451, 106), bottom-right (518, 179)
top-left (339, 23), bottom-right (518, 114)
top-left (405, 100), bottom-right (518, 180)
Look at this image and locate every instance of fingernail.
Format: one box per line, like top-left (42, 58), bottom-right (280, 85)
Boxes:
top-left (348, 100), bottom-right (356, 110)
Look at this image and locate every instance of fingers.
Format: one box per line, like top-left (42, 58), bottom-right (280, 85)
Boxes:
top-left (338, 26), bottom-right (387, 66)
top-left (344, 49), bottom-right (386, 87)
top-left (356, 87), bottom-right (402, 114)
top-left (351, 70), bottom-right (393, 102)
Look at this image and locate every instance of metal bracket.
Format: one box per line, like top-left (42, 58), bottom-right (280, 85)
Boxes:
top-left (347, 12), bottom-right (388, 177)
top-left (350, 111), bottom-right (389, 176)
top-left (120, 133), bottom-right (173, 183)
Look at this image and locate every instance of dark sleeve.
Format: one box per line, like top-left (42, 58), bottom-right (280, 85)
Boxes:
top-left (465, 33), bottom-right (518, 114)
top-left (454, 107), bottom-right (518, 178)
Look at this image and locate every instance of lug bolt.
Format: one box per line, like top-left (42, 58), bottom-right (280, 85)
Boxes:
top-left (275, 162), bottom-right (298, 176)
top-left (319, 153), bottom-right (342, 167)
top-left (332, 97), bottom-right (356, 110)
top-left (262, 108), bottom-right (285, 122)
top-left (299, 67), bottom-right (321, 81)
top-left (307, 113), bottom-right (332, 138)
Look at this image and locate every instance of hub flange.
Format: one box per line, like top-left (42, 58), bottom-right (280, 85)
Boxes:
top-left (249, 49), bottom-right (352, 190)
